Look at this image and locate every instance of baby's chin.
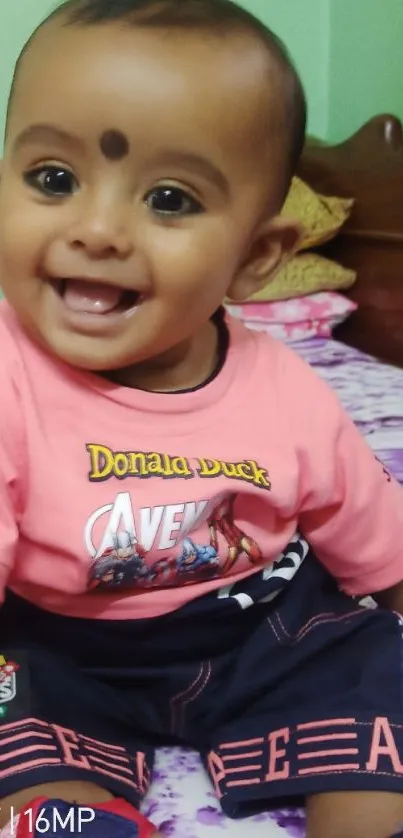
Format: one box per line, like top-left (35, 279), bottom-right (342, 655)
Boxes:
top-left (29, 324), bottom-right (143, 375)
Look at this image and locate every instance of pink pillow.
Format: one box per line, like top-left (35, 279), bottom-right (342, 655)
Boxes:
top-left (226, 292), bottom-right (357, 341)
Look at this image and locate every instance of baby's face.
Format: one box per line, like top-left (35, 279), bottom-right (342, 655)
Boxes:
top-left (0, 21), bottom-right (293, 374)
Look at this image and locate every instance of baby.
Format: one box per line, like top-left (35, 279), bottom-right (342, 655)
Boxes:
top-left (1, 1), bottom-right (403, 836)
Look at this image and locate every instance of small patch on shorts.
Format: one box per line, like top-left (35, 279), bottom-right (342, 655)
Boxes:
top-left (0, 650), bottom-right (30, 721)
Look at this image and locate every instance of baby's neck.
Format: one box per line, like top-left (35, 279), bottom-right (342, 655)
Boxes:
top-left (104, 319), bottom-right (219, 393)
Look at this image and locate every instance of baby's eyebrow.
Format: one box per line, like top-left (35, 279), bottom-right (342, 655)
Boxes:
top-left (152, 150), bottom-right (230, 195)
top-left (12, 123), bottom-right (84, 155)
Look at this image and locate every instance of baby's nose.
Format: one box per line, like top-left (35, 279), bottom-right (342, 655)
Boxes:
top-left (66, 198), bottom-right (134, 259)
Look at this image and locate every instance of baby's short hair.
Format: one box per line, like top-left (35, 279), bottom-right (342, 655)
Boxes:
top-left (9, 0), bottom-right (307, 180)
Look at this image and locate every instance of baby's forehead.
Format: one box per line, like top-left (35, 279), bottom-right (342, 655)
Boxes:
top-left (15, 18), bottom-right (285, 113)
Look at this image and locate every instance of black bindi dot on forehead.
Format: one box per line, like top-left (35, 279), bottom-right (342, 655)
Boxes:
top-left (99, 130), bottom-right (130, 161)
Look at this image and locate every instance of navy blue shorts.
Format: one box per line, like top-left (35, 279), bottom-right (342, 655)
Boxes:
top-left (1, 549), bottom-right (403, 819)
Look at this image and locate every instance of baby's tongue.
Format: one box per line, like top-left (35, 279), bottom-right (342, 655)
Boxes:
top-left (63, 280), bottom-right (123, 314)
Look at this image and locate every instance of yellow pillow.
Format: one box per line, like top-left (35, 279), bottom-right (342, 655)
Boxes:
top-left (244, 253), bottom-right (356, 303)
top-left (282, 177), bottom-right (354, 250)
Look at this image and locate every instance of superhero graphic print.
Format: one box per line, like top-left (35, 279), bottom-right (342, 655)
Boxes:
top-left (88, 492), bottom-right (261, 590)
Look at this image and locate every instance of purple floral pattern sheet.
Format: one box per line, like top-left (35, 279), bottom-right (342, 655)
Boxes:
top-left (141, 337), bottom-right (403, 837)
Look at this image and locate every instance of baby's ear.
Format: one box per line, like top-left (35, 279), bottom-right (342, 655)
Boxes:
top-left (227, 217), bottom-right (301, 303)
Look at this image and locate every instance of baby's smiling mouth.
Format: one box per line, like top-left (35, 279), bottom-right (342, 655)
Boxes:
top-left (53, 278), bottom-right (143, 315)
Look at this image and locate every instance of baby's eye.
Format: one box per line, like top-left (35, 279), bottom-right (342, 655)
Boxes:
top-left (24, 166), bottom-right (78, 197)
top-left (145, 186), bottom-right (203, 217)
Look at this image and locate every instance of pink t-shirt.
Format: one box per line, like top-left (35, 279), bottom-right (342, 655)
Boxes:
top-left (1, 300), bottom-right (403, 620)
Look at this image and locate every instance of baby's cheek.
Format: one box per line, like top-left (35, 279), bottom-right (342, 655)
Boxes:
top-left (142, 220), bottom-right (240, 306)
top-left (0, 207), bottom-right (36, 265)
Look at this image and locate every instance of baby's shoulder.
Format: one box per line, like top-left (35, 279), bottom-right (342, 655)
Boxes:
top-left (229, 320), bottom-right (342, 446)
top-left (231, 317), bottom-right (324, 391)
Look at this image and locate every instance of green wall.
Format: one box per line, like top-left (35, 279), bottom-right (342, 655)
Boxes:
top-left (1, 0), bottom-right (403, 144)
top-left (328, 0), bottom-right (403, 142)
top-left (248, 0), bottom-right (403, 142)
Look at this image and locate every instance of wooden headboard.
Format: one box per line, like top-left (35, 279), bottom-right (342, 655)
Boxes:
top-left (298, 114), bottom-right (403, 368)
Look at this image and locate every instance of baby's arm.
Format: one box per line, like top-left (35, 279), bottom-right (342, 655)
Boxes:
top-left (0, 469), bottom-right (19, 599)
top-left (280, 347), bottom-right (403, 602)
top-left (0, 346), bottom-right (25, 598)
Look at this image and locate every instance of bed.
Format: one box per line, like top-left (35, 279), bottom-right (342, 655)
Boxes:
top-left (139, 115), bottom-right (403, 837)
